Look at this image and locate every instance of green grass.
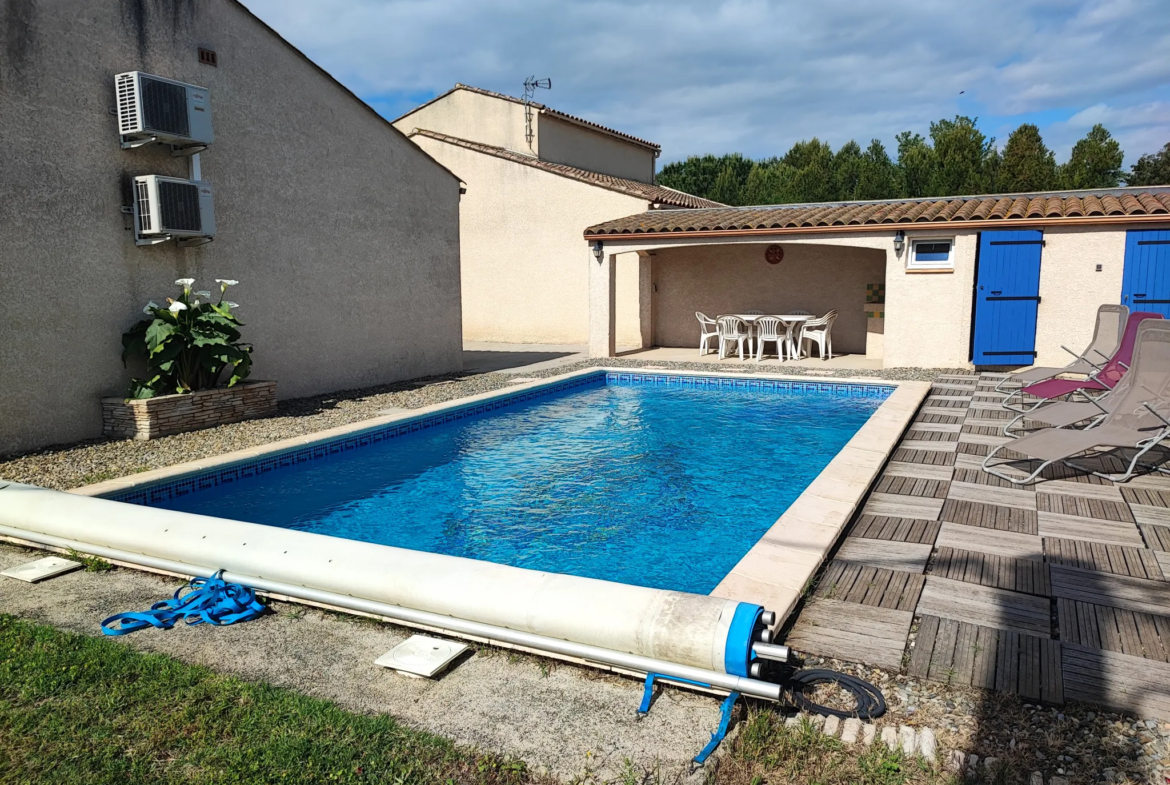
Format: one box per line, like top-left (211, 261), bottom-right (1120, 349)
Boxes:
top-left (0, 614), bottom-right (531, 785)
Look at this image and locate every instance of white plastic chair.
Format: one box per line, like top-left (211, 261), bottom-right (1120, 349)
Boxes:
top-left (696, 312), bottom-right (719, 356)
top-left (717, 316), bottom-right (750, 360)
top-left (754, 316), bottom-right (786, 362)
top-left (800, 310), bottom-right (839, 360)
top-left (742, 311), bottom-right (763, 353)
top-left (788, 310), bottom-right (812, 315)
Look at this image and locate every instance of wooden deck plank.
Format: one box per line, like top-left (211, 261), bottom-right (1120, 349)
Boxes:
top-left (973, 626), bottom-right (999, 689)
top-left (1061, 643), bottom-right (1170, 718)
top-left (927, 619), bottom-right (960, 682)
top-left (941, 499), bottom-right (1039, 534)
top-left (835, 538), bottom-right (933, 573)
top-left (784, 598), bottom-right (913, 672)
top-left (874, 475), bottom-right (950, 499)
top-left (937, 521), bottom-right (1042, 561)
top-left (951, 622), bottom-right (978, 686)
top-left (996, 631), bottom-right (1020, 693)
top-left (1140, 523), bottom-right (1170, 552)
top-left (1128, 504), bottom-right (1170, 528)
top-left (1050, 565), bottom-right (1170, 616)
top-left (907, 615), bottom-right (939, 677)
top-left (1036, 511), bottom-right (1145, 547)
top-left (1040, 638), bottom-right (1064, 705)
top-left (882, 461), bottom-right (955, 482)
top-left (1019, 634), bottom-right (1041, 700)
top-left (863, 493), bottom-right (944, 521)
top-left (949, 481), bottom-right (1037, 511)
top-left (1043, 537), bottom-right (1162, 580)
top-left (916, 576), bottom-right (1051, 637)
top-left (891, 448), bottom-right (957, 466)
top-left (1037, 493), bottom-right (1135, 522)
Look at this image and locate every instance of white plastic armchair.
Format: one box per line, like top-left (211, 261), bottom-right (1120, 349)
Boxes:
top-left (754, 316), bottom-right (786, 362)
top-left (696, 311), bottom-right (719, 356)
top-left (717, 316), bottom-right (751, 361)
top-left (800, 310), bottom-right (839, 360)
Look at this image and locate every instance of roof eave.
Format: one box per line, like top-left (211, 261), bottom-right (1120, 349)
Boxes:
top-left (583, 213), bottom-right (1170, 241)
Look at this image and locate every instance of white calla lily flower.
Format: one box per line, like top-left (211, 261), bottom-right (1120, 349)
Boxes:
top-left (193, 290), bottom-right (212, 298)
top-left (169, 301), bottom-right (188, 313)
top-left (142, 301), bottom-right (159, 314)
top-left (175, 278), bottom-right (195, 287)
top-left (215, 279), bottom-right (239, 286)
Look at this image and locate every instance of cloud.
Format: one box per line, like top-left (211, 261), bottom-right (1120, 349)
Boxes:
top-left (242, 0), bottom-right (1170, 165)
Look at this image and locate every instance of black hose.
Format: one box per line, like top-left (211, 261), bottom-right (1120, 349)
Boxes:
top-left (785, 669), bottom-right (887, 720)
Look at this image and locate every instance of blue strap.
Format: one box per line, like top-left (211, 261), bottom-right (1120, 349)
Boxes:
top-left (101, 571), bottom-right (266, 636)
top-left (693, 691), bottom-right (740, 765)
top-left (637, 672), bottom-right (716, 716)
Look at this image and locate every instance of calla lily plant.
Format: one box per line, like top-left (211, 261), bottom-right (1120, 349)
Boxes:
top-left (121, 278), bottom-right (253, 398)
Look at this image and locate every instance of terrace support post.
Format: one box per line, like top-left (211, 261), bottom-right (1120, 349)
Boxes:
top-left (637, 251), bottom-right (654, 349)
top-left (589, 250), bottom-right (617, 358)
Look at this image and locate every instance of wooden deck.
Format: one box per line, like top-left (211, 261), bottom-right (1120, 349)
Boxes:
top-left (783, 371), bottom-right (1170, 719)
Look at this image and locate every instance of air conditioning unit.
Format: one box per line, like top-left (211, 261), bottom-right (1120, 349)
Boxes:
top-left (132, 175), bottom-right (215, 245)
top-left (116, 71), bottom-right (214, 152)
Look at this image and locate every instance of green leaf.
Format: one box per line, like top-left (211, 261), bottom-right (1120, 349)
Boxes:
top-left (145, 320), bottom-right (176, 356)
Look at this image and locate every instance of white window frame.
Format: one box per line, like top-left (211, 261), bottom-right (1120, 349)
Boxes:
top-left (907, 237), bottom-right (955, 271)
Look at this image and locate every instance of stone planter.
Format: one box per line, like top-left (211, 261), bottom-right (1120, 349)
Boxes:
top-left (102, 381), bottom-right (277, 440)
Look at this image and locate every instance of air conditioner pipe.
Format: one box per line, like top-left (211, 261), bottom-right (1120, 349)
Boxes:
top-left (0, 522), bottom-right (781, 701)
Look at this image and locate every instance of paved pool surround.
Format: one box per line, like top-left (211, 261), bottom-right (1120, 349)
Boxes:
top-left (72, 367), bottom-right (929, 629)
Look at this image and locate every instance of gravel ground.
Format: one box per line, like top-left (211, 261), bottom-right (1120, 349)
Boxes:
top-left (0, 357), bottom-right (956, 491)
top-left (798, 653), bottom-right (1170, 784)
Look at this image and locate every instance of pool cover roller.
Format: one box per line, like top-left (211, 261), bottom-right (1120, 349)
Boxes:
top-left (0, 483), bottom-right (766, 679)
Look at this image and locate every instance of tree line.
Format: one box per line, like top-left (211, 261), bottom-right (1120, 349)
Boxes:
top-left (656, 117), bottom-right (1170, 207)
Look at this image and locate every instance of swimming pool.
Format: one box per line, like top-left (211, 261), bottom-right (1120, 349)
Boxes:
top-left (117, 372), bottom-right (891, 594)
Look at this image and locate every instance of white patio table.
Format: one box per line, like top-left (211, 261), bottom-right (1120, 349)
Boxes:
top-left (718, 314), bottom-right (812, 360)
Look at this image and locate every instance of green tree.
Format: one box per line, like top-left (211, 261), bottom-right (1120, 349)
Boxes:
top-left (929, 116), bottom-right (993, 196)
top-left (656, 154), bottom-right (725, 199)
top-left (997, 124), bottom-right (1058, 192)
top-left (833, 140), bottom-right (864, 201)
top-left (740, 160), bottom-right (794, 205)
top-left (1059, 124), bottom-right (1124, 189)
top-left (709, 161), bottom-right (745, 205)
top-left (1127, 142), bottom-right (1170, 186)
top-left (857, 139), bottom-right (898, 200)
top-left (895, 131), bottom-right (935, 198)
top-left (783, 138), bottom-right (835, 202)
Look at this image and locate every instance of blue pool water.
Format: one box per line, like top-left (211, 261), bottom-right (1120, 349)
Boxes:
top-left (147, 376), bottom-right (888, 594)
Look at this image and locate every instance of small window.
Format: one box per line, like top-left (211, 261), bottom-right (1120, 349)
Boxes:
top-left (198, 48), bottom-right (218, 67)
top-left (909, 239), bottom-right (954, 270)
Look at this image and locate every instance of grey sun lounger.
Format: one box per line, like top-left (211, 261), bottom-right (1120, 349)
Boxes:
top-left (983, 319), bottom-right (1170, 485)
top-left (994, 304), bottom-right (1128, 394)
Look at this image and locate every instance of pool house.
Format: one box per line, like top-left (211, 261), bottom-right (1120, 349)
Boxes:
top-left (582, 187), bottom-right (1170, 369)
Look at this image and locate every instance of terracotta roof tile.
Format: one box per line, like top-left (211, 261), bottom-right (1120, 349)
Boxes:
top-left (408, 130), bottom-right (720, 209)
top-left (584, 187), bottom-right (1170, 237)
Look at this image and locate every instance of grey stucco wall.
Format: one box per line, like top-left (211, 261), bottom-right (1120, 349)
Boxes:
top-left (0, 0), bottom-right (463, 456)
top-left (536, 115), bottom-right (656, 184)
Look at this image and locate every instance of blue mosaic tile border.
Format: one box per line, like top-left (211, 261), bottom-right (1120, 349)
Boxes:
top-left (605, 372), bottom-right (894, 398)
top-left (107, 371), bottom-right (893, 507)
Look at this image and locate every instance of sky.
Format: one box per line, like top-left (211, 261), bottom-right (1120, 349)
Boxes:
top-left (241, 0), bottom-right (1170, 167)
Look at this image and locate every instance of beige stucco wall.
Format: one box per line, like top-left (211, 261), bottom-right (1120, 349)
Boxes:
top-left (410, 136), bottom-right (649, 344)
top-left (0, 0), bottom-right (462, 456)
top-left (883, 231), bottom-right (979, 368)
top-left (536, 114), bottom-right (656, 184)
top-left (650, 243), bottom-right (885, 355)
top-left (394, 88), bottom-right (534, 155)
top-left (1033, 226), bottom-right (1128, 367)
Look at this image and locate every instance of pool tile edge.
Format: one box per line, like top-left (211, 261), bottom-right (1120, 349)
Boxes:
top-left (709, 379), bottom-right (930, 626)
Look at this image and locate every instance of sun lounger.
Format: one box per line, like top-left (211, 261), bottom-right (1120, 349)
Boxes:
top-left (1002, 311), bottom-right (1162, 413)
top-left (983, 320), bottom-right (1170, 484)
top-left (994, 304), bottom-right (1128, 393)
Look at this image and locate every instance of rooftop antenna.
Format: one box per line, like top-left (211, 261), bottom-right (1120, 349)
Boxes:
top-left (522, 76), bottom-right (551, 150)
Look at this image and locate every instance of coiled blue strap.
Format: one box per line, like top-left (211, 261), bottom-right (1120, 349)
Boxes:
top-left (101, 570), bottom-right (266, 636)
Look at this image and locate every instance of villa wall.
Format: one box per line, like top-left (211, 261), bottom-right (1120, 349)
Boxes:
top-left (536, 114), bottom-right (656, 184)
top-left (409, 135), bottom-right (648, 345)
top-left (0, 0), bottom-right (463, 455)
top-left (650, 243), bottom-right (886, 356)
top-left (393, 88), bottom-right (534, 156)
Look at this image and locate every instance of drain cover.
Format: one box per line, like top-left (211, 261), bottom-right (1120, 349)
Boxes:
top-left (1, 556), bottom-right (82, 583)
top-left (374, 635), bottom-right (469, 678)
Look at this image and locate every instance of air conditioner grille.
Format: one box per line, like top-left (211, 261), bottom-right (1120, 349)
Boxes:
top-left (135, 180), bottom-right (152, 233)
top-left (116, 73), bottom-right (139, 134)
top-left (158, 181), bottom-right (202, 232)
top-left (140, 77), bottom-right (189, 137)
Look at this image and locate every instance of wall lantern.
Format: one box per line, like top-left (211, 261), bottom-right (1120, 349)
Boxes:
top-left (592, 240), bottom-right (605, 262)
top-left (893, 230), bottom-right (905, 256)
